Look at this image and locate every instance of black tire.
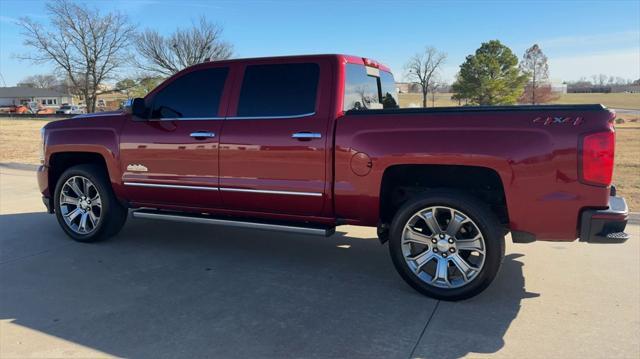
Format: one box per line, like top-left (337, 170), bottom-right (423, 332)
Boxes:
top-left (53, 164), bottom-right (127, 242)
top-left (389, 190), bottom-right (505, 301)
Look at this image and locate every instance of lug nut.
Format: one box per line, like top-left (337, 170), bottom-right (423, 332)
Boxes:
top-left (433, 248), bottom-right (438, 253)
top-left (449, 248), bottom-right (455, 253)
top-left (439, 234), bottom-right (445, 239)
top-left (442, 253), bottom-right (448, 257)
top-left (448, 238), bottom-right (454, 244)
top-left (432, 239), bottom-right (437, 244)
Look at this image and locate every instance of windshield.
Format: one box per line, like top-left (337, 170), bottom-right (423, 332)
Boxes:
top-left (60, 106), bottom-right (71, 109)
top-left (343, 63), bottom-right (398, 111)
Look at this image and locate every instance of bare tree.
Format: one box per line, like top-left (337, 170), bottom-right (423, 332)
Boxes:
top-left (518, 84), bottom-right (558, 104)
top-left (134, 17), bottom-right (233, 77)
top-left (597, 74), bottom-right (608, 86)
top-left (18, 0), bottom-right (134, 112)
top-left (429, 81), bottom-right (442, 107)
top-left (17, 74), bottom-right (59, 89)
top-left (405, 47), bottom-right (447, 107)
top-left (519, 44), bottom-right (550, 104)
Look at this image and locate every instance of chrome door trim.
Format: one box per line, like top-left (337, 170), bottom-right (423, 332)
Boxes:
top-left (146, 113), bottom-right (315, 121)
top-left (149, 117), bottom-right (225, 121)
top-left (190, 131), bottom-right (216, 138)
top-left (219, 187), bottom-right (323, 197)
top-left (123, 182), bottom-right (322, 197)
top-left (292, 132), bottom-right (322, 139)
top-left (226, 112), bottom-right (316, 120)
top-left (124, 182), bottom-right (219, 191)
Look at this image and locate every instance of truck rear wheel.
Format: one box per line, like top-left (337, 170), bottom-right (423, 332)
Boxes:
top-left (389, 191), bottom-right (504, 300)
top-left (53, 164), bottom-right (127, 242)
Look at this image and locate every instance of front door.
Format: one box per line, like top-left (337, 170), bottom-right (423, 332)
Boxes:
top-left (120, 66), bottom-right (230, 209)
top-left (219, 60), bottom-right (331, 216)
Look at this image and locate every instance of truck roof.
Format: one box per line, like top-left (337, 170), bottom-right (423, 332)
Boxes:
top-left (183, 54), bottom-right (392, 73)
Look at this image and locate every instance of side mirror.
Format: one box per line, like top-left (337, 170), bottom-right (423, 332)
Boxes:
top-left (125, 98), bottom-right (148, 119)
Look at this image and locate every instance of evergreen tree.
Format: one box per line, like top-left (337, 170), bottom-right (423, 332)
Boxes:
top-left (451, 40), bottom-right (528, 105)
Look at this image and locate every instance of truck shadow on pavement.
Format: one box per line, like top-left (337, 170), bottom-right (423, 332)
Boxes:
top-left (0, 212), bottom-right (539, 359)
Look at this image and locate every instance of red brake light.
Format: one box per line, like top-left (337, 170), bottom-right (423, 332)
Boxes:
top-left (581, 130), bottom-right (615, 186)
top-left (363, 58), bottom-right (379, 68)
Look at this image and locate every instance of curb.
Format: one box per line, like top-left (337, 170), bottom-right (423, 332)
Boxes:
top-left (630, 212), bottom-right (640, 225)
top-left (0, 162), bottom-right (39, 171)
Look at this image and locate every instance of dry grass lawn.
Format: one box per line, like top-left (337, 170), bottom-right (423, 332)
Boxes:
top-left (551, 93), bottom-right (640, 109)
top-left (0, 119), bottom-right (49, 165)
top-left (398, 92), bottom-right (640, 110)
top-left (1, 117), bottom-right (638, 210)
top-left (398, 93), bottom-right (460, 108)
top-left (613, 122), bottom-right (640, 211)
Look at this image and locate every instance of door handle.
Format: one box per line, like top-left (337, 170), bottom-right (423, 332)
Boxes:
top-left (190, 131), bottom-right (216, 139)
top-left (292, 132), bottom-right (322, 140)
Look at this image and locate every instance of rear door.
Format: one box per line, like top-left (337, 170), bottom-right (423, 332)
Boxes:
top-left (218, 60), bottom-right (332, 216)
top-left (119, 66), bottom-right (230, 209)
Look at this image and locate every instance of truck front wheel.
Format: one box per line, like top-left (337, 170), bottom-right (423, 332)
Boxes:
top-left (389, 191), bottom-right (504, 300)
top-left (53, 164), bottom-right (127, 242)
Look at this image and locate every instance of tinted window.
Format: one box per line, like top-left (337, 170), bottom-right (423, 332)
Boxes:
top-left (344, 63), bottom-right (398, 111)
top-left (237, 63), bottom-right (319, 117)
top-left (380, 71), bottom-right (398, 109)
top-left (150, 67), bottom-right (228, 119)
top-left (344, 64), bottom-right (379, 111)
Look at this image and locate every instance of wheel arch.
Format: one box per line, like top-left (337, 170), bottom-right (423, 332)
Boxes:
top-left (378, 164), bottom-right (510, 241)
top-left (44, 126), bottom-right (123, 200)
top-left (48, 151), bottom-right (111, 194)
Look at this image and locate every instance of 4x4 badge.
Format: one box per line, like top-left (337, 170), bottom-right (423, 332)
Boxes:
top-left (533, 116), bottom-right (583, 126)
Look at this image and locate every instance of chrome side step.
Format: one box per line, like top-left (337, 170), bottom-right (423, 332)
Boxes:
top-left (131, 209), bottom-right (335, 237)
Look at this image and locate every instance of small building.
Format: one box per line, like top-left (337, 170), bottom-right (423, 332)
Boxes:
top-left (0, 87), bottom-right (72, 108)
top-left (610, 85), bottom-right (640, 93)
top-left (395, 82), bottom-right (422, 93)
top-left (96, 91), bottom-right (129, 111)
top-left (549, 81), bottom-right (568, 94)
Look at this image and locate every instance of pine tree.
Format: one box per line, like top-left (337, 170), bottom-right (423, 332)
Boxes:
top-left (451, 40), bottom-right (528, 105)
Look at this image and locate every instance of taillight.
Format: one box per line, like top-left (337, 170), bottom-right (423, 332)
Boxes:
top-left (580, 130), bottom-right (615, 186)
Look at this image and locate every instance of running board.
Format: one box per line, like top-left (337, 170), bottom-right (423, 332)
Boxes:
top-left (131, 209), bottom-right (335, 237)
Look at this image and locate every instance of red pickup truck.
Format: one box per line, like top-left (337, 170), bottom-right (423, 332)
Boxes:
top-left (37, 54), bottom-right (629, 300)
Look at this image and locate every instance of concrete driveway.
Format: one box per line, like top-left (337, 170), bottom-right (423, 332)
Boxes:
top-left (1, 165), bottom-right (638, 359)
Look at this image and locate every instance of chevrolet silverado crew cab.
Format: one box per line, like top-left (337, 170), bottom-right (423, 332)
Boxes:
top-left (38, 54), bottom-right (630, 300)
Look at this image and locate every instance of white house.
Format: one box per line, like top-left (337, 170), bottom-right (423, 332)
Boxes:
top-left (0, 87), bottom-right (72, 108)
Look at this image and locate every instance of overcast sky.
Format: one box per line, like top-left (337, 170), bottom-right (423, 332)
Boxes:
top-left (1, 0), bottom-right (639, 86)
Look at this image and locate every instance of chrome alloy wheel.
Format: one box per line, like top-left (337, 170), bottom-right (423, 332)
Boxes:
top-left (59, 176), bottom-right (102, 234)
top-left (401, 206), bottom-right (486, 289)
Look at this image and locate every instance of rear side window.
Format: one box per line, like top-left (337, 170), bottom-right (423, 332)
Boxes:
top-left (150, 67), bottom-right (228, 119)
top-left (344, 63), bottom-right (398, 111)
top-left (380, 71), bottom-right (398, 109)
top-left (237, 63), bottom-right (319, 117)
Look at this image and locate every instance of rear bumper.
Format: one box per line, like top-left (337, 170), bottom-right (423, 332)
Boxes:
top-left (579, 194), bottom-right (630, 243)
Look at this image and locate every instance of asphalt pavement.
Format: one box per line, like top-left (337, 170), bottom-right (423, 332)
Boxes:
top-left (1, 166), bottom-right (638, 359)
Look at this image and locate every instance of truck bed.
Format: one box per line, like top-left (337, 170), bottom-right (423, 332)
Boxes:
top-left (345, 104), bottom-right (607, 115)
